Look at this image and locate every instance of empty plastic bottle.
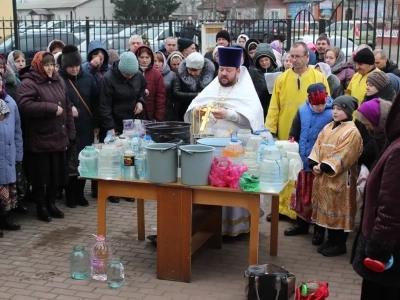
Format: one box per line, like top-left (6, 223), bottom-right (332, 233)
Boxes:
top-left (130, 134), bottom-right (140, 154)
top-left (256, 140), bottom-right (267, 165)
top-left (104, 130), bottom-right (114, 144)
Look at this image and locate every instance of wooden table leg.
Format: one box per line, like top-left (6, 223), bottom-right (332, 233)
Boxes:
top-left (248, 199), bottom-right (260, 265)
top-left (270, 195), bottom-right (279, 256)
top-left (136, 198), bottom-right (145, 240)
top-left (157, 186), bottom-right (192, 282)
top-left (97, 181), bottom-right (107, 237)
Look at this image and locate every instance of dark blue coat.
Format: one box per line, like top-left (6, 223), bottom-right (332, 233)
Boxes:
top-left (289, 97), bottom-right (333, 172)
top-left (81, 40), bottom-right (110, 86)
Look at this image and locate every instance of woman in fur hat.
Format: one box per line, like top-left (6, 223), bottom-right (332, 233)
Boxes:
top-left (58, 45), bottom-right (99, 208)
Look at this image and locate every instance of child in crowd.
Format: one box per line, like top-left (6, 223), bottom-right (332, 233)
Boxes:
top-left (309, 95), bottom-right (363, 257)
top-left (285, 83), bottom-right (333, 246)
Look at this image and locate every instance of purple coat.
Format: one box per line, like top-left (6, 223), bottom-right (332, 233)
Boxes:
top-left (16, 66), bottom-right (75, 153)
top-left (0, 95), bottom-right (23, 184)
top-left (333, 62), bottom-right (355, 89)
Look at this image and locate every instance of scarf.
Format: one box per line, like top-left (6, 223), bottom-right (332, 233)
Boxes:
top-left (0, 98), bottom-right (10, 116)
top-left (6, 51), bottom-right (20, 75)
top-left (31, 51), bottom-right (52, 80)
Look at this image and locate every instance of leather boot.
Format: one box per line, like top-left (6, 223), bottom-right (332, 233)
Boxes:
top-left (284, 216), bottom-right (309, 236)
top-left (65, 177), bottom-right (77, 208)
top-left (312, 225), bottom-right (326, 245)
top-left (33, 185), bottom-right (52, 222)
top-left (12, 203), bottom-right (29, 214)
top-left (75, 179), bottom-right (89, 207)
top-left (322, 230), bottom-right (348, 257)
top-left (46, 185), bottom-right (64, 218)
top-left (0, 211), bottom-right (21, 231)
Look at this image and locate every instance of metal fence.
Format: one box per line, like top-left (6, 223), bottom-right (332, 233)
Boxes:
top-left (1, 2), bottom-right (400, 64)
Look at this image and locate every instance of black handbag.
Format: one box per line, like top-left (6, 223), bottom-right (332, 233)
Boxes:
top-left (15, 162), bottom-right (27, 201)
top-left (67, 143), bottom-right (79, 177)
top-left (245, 264), bottom-right (296, 300)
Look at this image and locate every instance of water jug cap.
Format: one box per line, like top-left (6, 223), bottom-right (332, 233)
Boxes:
top-left (92, 234), bottom-right (106, 242)
top-left (269, 139), bottom-right (275, 146)
top-left (107, 130), bottom-right (112, 136)
top-left (133, 133), bottom-right (139, 138)
top-left (145, 135), bottom-right (151, 140)
top-left (119, 135), bottom-right (126, 139)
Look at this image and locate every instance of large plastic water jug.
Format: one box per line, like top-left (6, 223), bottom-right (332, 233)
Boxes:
top-left (259, 140), bottom-right (284, 192)
top-left (98, 144), bottom-right (121, 180)
top-left (78, 146), bottom-right (98, 178)
top-left (275, 139), bottom-right (299, 154)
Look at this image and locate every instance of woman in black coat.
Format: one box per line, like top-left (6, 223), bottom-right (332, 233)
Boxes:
top-left (58, 45), bottom-right (99, 208)
top-left (351, 92), bottom-right (400, 300)
top-left (249, 43), bottom-right (279, 119)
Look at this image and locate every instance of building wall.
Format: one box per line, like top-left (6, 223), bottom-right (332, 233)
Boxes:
top-left (17, 0), bottom-right (115, 20)
top-left (1, 0), bottom-right (14, 41)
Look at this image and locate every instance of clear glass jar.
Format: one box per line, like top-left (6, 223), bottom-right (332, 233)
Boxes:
top-left (69, 246), bottom-right (90, 280)
top-left (107, 258), bottom-right (125, 288)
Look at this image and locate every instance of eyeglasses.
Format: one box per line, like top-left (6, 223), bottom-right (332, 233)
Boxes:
top-left (290, 54), bottom-right (307, 60)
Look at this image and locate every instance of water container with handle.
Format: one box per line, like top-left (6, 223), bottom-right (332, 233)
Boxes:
top-left (78, 146), bottom-right (98, 178)
top-left (259, 139), bottom-right (284, 192)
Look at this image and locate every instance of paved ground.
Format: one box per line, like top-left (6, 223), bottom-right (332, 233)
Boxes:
top-left (0, 186), bottom-right (362, 300)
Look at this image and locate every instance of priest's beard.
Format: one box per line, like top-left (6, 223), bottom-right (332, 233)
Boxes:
top-left (218, 76), bottom-right (237, 87)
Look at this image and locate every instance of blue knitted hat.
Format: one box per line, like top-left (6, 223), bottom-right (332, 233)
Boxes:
top-left (218, 47), bottom-right (242, 68)
top-left (118, 52), bottom-right (138, 75)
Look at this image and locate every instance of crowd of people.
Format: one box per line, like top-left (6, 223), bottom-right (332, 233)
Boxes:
top-left (0, 26), bottom-right (400, 299)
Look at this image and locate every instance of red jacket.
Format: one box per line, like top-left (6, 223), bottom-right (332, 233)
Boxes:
top-left (135, 45), bottom-right (166, 121)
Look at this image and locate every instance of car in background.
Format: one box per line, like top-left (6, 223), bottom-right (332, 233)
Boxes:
top-left (241, 19), bottom-right (287, 42)
top-left (284, 34), bottom-right (357, 60)
top-left (0, 32), bottom-right (81, 64)
top-left (18, 21), bottom-right (44, 34)
top-left (141, 25), bottom-right (182, 51)
top-left (115, 24), bottom-right (156, 50)
top-left (88, 24), bottom-right (126, 40)
top-left (291, 20), bottom-right (319, 35)
top-left (325, 21), bottom-right (376, 47)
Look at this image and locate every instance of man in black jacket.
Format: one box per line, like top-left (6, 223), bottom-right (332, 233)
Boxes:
top-left (373, 48), bottom-right (400, 77)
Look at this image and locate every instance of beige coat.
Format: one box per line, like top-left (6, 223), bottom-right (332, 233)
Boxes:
top-left (309, 121), bottom-right (363, 231)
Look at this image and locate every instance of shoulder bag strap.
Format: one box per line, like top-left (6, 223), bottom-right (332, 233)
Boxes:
top-left (67, 78), bottom-right (93, 119)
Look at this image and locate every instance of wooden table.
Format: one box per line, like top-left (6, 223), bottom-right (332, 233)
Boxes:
top-left (91, 178), bottom-right (286, 282)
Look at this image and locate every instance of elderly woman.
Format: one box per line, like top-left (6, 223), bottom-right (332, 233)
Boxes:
top-left (351, 94), bottom-right (400, 300)
top-left (17, 51), bottom-right (76, 222)
top-left (363, 72), bottom-right (395, 103)
top-left (172, 52), bottom-right (215, 121)
top-left (315, 62), bottom-right (343, 99)
top-left (58, 45), bottom-right (99, 208)
top-left (0, 71), bottom-right (23, 237)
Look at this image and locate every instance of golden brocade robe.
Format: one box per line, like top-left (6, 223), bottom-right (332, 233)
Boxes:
top-left (308, 121), bottom-right (363, 231)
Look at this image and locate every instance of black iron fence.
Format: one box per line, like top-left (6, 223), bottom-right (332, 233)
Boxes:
top-left (1, 5), bottom-right (400, 64)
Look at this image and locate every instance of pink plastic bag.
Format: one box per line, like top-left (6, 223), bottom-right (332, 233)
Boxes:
top-left (209, 157), bottom-right (248, 189)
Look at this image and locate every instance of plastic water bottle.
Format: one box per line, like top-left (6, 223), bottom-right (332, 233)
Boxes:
top-left (243, 146), bottom-right (259, 177)
top-left (107, 258), bottom-right (125, 288)
top-left (104, 130), bottom-right (113, 144)
top-left (130, 134), bottom-right (140, 154)
top-left (90, 235), bottom-right (112, 281)
top-left (145, 135), bottom-right (154, 145)
top-left (123, 148), bottom-right (135, 181)
top-left (256, 140), bottom-right (267, 165)
top-left (259, 139), bottom-right (284, 191)
top-left (135, 152), bottom-right (147, 180)
top-left (69, 246), bottom-right (90, 280)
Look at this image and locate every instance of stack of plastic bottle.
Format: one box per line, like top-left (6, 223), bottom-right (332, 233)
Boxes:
top-left (97, 131), bottom-right (121, 180)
